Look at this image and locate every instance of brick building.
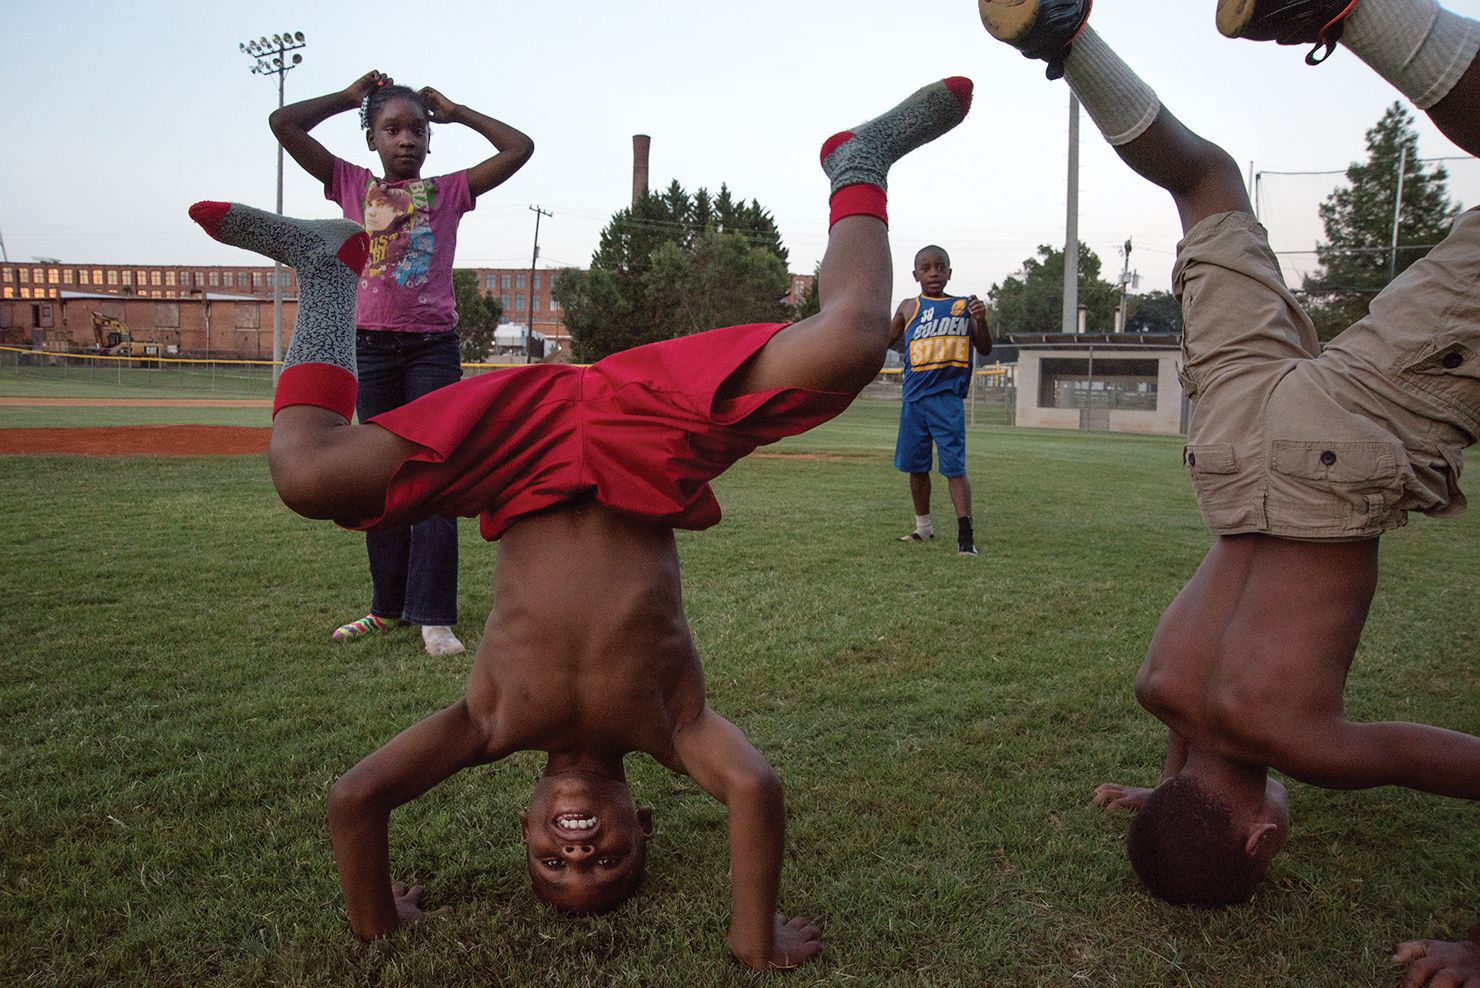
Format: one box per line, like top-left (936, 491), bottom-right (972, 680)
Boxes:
top-left (1, 260), bottom-right (817, 359)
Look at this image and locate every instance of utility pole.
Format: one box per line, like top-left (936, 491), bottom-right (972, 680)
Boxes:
top-left (241, 30), bottom-right (307, 384)
top-left (1062, 94), bottom-right (1080, 336)
top-left (1116, 238), bottom-right (1134, 333)
top-left (0, 220), bottom-right (8, 262)
top-left (527, 206), bottom-right (552, 360)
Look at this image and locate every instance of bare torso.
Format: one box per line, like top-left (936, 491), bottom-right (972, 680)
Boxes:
top-left (464, 502), bottom-right (708, 768)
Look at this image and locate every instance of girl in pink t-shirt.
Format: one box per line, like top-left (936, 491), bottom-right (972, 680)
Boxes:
top-left (270, 70), bottom-right (533, 656)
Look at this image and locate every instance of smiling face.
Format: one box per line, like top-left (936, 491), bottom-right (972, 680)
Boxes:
top-left (519, 771), bottom-right (654, 915)
top-left (366, 96), bottom-right (429, 182)
top-left (913, 246), bottom-right (951, 297)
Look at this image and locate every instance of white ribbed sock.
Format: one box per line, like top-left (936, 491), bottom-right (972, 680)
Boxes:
top-left (1062, 27), bottom-right (1162, 146)
top-left (1343, 0), bottom-right (1480, 108)
top-left (915, 514), bottom-right (934, 537)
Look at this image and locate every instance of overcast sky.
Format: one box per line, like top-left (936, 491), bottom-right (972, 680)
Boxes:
top-left (5, 0), bottom-right (1480, 303)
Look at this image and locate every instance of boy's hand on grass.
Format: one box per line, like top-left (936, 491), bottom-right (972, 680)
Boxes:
top-left (1091, 782), bottom-right (1153, 813)
top-left (765, 913), bottom-right (822, 970)
top-left (1392, 937), bottom-right (1480, 987)
top-left (391, 881), bottom-right (447, 930)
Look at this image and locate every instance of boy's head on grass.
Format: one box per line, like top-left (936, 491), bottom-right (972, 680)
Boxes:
top-left (519, 769), bottom-right (655, 916)
top-left (912, 245), bottom-right (952, 297)
top-left (361, 83), bottom-right (430, 182)
top-left (1127, 775), bottom-right (1289, 907)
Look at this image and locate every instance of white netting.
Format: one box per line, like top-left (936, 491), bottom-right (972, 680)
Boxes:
top-left (1254, 154), bottom-right (1480, 292)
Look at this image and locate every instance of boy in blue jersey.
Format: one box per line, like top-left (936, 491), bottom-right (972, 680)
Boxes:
top-left (890, 245), bottom-right (993, 556)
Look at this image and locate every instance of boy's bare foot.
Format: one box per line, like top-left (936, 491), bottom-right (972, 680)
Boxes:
top-left (1392, 936), bottom-right (1480, 987)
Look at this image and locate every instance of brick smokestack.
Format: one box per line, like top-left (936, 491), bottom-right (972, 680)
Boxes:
top-left (632, 134), bottom-right (651, 206)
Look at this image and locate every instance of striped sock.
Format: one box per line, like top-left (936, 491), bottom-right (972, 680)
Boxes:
top-left (821, 77), bottom-right (974, 228)
top-left (332, 614), bottom-right (393, 642)
top-left (189, 201), bottom-right (367, 420)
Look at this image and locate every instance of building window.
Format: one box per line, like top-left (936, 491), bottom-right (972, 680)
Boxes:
top-left (1, 268), bottom-right (11, 283)
top-left (150, 271), bottom-right (161, 286)
top-left (48, 269), bottom-right (60, 284)
top-left (532, 297), bottom-right (542, 312)
top-left (2, 287), bottom-right (11, 299)
top-left (66, 270), bottom-right (78, 285)
top-left (500, 294), bottom-right (510, 309)
top-left (484, 273), bottom-right (495, 290)
top-left (501, 274), bottom-right (511, 289)
top-left (208, 271), bottom-right (219, 287)
top-left (516, 273), bottom-right (526, 289)
top-left (551, 297), bottom-right (560, 311)
top-left (252, 273), bottom-right (262, 288)
top-left (18, 269), bottom-right (28, 283)
top-left (122, 271), bottom-right (133, 285)
top-left (532, 273), bottom-right (541, 289)
top-left (31, 268), bottom-right (41, 282)
top-left (92, 269), bottom-right (103, 285)
top-left (78, 270), bottom-right (90, 285)
top-left (165, 271), bottom-right (177, 286)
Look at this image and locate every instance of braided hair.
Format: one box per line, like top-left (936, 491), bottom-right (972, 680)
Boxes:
top-left (359, 83), bottom-right (428, 131)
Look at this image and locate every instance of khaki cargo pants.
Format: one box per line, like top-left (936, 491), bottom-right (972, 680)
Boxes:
top-left (1174, 209), bottom-right (1478, 541)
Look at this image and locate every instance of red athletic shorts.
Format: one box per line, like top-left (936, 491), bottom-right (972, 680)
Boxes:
top-left (343, 322), bottom-right (854, 540)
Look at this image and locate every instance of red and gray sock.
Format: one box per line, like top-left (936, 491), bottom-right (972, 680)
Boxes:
top-left (821, 77), bottom-right (974, 228)
top-left (188, 201), bottom-right (367, 420)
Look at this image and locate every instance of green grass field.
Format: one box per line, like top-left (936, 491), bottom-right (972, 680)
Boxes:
top-left (3, 399), bottom-right (1477, 987)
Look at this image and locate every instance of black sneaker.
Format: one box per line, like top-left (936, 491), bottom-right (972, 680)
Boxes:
top-left (958, 536), bottom-right (979, 557)
top-left (1216, 0), bottom-right (1359, 65)
top-left (979, 0), bottom-right (1093, 80)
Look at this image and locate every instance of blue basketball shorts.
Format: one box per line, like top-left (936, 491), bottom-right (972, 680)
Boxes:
top-left (894, 390), bottom-right (967, 477)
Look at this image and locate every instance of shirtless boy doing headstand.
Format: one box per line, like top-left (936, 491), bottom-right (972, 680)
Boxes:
top-left (191, 76), bottom-right (973, 970)
top-left (981, 0), bottom-right (1480, 983)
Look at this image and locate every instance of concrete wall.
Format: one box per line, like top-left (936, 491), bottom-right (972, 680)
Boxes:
top-left (1014, 347), bottom-right (1184, 435)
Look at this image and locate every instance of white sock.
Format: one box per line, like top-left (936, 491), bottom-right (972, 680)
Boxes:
top-left (421, 625), bottom-right (465, 657)
top-left (915, 514), bottom-right (934, 537)
top-left (1062, 26), bottom-right (1162, 146)
top-left (1343, 0), bottom-right (1480, 108)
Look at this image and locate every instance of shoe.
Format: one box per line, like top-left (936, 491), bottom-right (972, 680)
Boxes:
top-left (979, 0), bottom-right (1093, 80)
top-left (332, 614), bottom-right (394, 641)
top-left (958, 538), bottom-right (979, 557)
top-left (422, 625), bottom-right (466, 657)
top-left (1216, 0), bottom-right (1359, 65)
top-left (898, 530), bottom-right (934, 543)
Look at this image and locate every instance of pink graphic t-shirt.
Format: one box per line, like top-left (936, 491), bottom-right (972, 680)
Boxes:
top-left (327, 158), bottom-right (475, 332)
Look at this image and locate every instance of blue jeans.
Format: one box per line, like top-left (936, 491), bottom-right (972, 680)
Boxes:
top-left (355, 329), bottom-right (462, 625)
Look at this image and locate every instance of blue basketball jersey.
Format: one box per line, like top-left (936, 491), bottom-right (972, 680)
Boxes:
top-left (899, 294), bottom-right (974, 401)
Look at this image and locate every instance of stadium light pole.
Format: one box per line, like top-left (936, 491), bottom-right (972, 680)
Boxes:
top-left (241, 30), bottom-right (307, 385)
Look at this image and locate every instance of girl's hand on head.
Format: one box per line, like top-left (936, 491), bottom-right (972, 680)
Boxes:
top-left (345, 70), bottom-right (391, 104)
top-left (419, 87), bottom-right (459, 123)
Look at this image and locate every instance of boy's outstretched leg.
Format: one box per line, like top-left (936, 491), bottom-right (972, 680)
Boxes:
top-left (1219, 0), bottom-right (1480, 154)
top-left (722, 78), bottom-right (973, 398)
top-left (190, 201), bottom-right (419, 521)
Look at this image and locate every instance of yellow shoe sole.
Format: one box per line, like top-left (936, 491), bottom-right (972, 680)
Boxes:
top-left (978, 0), bottom-right (1041, 43)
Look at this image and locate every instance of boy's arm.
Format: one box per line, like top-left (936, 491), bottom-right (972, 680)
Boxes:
top-left (1250, 717), bottom-right (1480, 799)
top-left (887, 300), bottom-right (910, 347)
top-left (966, 295), bottom-right (993, 356)
top-left (327, 698), bottom-right (497, 940)
top-left (671, 707), bottom-right (821, 971)
top-left (419, 88), bottom-right (534, 199)
top-left (1091, 728), bottom-right (1188, 812)
top-left (268, 70), bottom-right (383, 188)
